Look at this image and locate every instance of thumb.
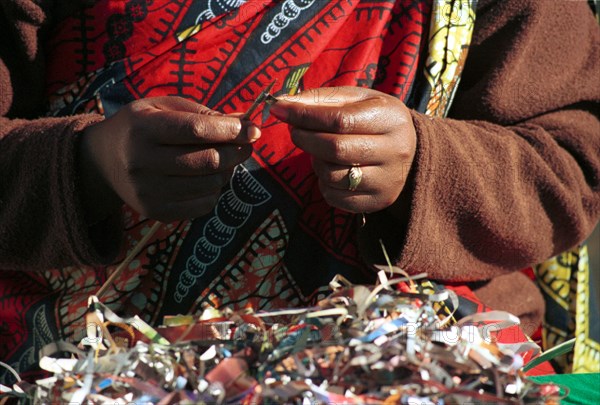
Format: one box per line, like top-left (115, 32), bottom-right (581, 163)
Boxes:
top-left (270, 87), bottom-right (389, 133)
top-left (276, 86), bottom-right (374, 107)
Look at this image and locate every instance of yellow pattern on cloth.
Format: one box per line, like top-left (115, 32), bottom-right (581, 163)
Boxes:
top-left (574, 247), bottom-right (599, 373)
top-left (424, 0), bottom-right (476, 117)
top-left (535, 246), bottom-right (598, 373)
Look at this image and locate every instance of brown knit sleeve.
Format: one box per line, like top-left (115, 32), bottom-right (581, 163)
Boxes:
top-left (359, 0), bottom-right (600, 281)
top-left (0, 1), bottom-right (122, 270)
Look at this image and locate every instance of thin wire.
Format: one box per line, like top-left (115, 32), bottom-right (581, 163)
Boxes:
top-left (96, 221), bottom-right (162, 299)
top-left (0, 360), bottom-right (21, 382)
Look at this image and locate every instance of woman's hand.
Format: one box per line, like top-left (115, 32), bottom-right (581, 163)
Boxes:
top-left (79, 97), bottom-right (260, 223)
top-left (269, 87), bottom-right (416, 214)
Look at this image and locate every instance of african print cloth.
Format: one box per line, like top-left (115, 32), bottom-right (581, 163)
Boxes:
top-left (0, 0), bottom-right (591, 383)
top-left (535, 246), bottom-right (599, 374)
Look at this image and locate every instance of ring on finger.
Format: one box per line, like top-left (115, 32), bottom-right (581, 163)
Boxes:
top-left (347, 165), bottom-right (362, 191)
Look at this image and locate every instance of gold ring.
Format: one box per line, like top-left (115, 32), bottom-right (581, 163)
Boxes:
top-left (348, 165), bottom-right (362, 191)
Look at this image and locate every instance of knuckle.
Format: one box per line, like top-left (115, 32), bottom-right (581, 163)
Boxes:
top-left (125, 99), bottom-right (144, 115)
top-left (194, 149), bottom-right (221, 173)
top-left (202, 149), bottom-right (221, 172)
top-left (191, 117), bottom-right (207, 138)
top-left (227, 118), bottom-right (242, 135)
top-left (125, 98), bottom-right (157, 118)
top-left (187, 101), bottom-right (209, 115)
top-left (331, 110), bottom-right (354, 133)
top-left (330, 138), bottom-right (349, 161)
top-left (176, 154), bottom-right (194, 170)
top-left (395, 136), bottom-right (416, 160)
top-left (356, 138), bottom-right (375, 161)
top-left (295, 106), bottom-right (311, 124)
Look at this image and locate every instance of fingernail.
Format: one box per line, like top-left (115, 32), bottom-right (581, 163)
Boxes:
top-left (247, 125), bottom-right (261, 141)
top-left (269, 103), bottom-right (288, 121)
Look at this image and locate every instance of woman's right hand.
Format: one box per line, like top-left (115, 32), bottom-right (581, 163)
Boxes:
top-left (79, 97), bottom-right (260, 223)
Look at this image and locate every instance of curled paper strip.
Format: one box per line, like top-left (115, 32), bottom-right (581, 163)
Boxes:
top-left (1, 271), bottom-right (563, 404)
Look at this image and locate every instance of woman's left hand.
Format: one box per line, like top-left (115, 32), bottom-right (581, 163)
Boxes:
top-left (269, 86), bottom-right (417, 213)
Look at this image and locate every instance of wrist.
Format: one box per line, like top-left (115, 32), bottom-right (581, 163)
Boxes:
top-left (76, 122), bottom-right (123, 225)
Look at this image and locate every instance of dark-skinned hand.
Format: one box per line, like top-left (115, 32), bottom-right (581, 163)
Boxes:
top-left (78, 97), bottom-right (260, 223)
top-left (269, 87), bottom-right (416, 214)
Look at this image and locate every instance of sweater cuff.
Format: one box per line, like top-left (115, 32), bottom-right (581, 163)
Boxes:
top-left (0, 114), bottom-right (123, 270)
top-left (393, 110), bottom-right (441, 273)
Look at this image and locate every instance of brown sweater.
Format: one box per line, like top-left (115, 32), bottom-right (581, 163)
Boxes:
top-left (1, 0), bottom-right (599, 324)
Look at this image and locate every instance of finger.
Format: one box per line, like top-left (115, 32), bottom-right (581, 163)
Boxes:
top-left (278, 87), bottom-right (373, 106)
top-left (312, 160), bottom-right (377, 192)
top-left (141, 96), bottom-right (221, 115)
top-left (270, 92), bottom-right (398, 134)
top-left (317, 182), bottom-right (372, 214)
top-left (226, 112), bottom-right (262, 140)
top-left (318, 180), bottom-right (400, 214)
top-left (167, 172), bottom-right (233, 200)
top-left (136, 171), bottom-right (231, 202)
top-left (133, 96), bottom-right (262, 140)
top-left (292, 129), bottom-right (386, 165)
top-left (150, 194), bottom-right (222, 222)
top-left (141, 110), bottom-right (256, 145)
top-left (152, 144), bottom-right (253, 176)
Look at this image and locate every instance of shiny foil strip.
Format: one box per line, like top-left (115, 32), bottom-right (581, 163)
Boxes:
top-left (0, 270), bottom-right (564, 404)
